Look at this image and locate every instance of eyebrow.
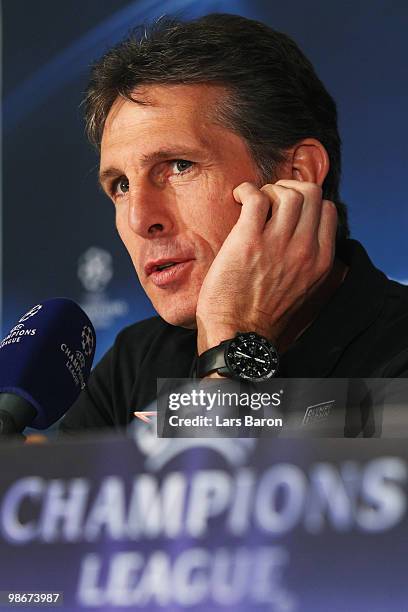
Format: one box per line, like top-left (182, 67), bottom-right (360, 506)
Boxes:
top-left (98, 167), bottom-right (123, 187)
top-left (98, 147), bottom-right (206, 187)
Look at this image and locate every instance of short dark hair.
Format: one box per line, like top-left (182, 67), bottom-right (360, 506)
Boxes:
top-left (85, 13), bottom-right (349, 242)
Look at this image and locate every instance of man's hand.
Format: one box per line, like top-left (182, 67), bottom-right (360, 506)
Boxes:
top-left (196, 180), bottom-right (338, 355)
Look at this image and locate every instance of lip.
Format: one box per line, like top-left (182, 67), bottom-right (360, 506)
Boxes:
top-left (148, 260), bottom-right (195, 288)
top-left (144, 258), bottom-right (194, 277)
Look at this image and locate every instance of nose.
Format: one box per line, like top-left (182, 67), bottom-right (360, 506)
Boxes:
top-left (127, 178), bottom-right (176, 238)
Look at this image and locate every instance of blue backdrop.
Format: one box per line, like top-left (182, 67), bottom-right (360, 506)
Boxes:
top-left (3, 0), bottom-right (408, 363)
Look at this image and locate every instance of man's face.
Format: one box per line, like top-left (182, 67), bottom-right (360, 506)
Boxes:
top-left (100, 84), bottom-right (261, 328)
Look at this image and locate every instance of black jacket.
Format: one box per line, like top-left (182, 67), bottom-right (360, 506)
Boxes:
top-left (59, 240), bottom-right (408, 434)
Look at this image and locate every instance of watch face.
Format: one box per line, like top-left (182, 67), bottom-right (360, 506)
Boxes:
top-left (225, 333), bottom-right (279, 381)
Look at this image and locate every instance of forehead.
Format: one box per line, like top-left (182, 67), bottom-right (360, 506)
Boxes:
top-left (100, 83), bottom-right (227, 161)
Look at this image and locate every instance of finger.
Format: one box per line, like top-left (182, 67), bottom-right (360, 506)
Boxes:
top-left (260, 183), bottom-right (304, 239)
top-left (232, 182), bottom-right (272, 235)
top-left (317, 200), bottom-right (338, 266)
top-left (274, 179), bottom-right (320, 191)
top-left (279, 182), bottom-right (324, 239)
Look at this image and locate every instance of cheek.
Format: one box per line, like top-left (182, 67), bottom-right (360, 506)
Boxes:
top-left (115, 212), bottom-right (140, 264)
top-left (115, 206), bottom-right (133, 243)
top-left (192, 187), bottom-right (240, 249)
top-left (115, 212), bottom-right (129, 248)
top-left (179, 177), bottom-right (240, 234)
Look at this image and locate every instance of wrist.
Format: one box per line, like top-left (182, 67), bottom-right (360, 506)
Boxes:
top-left (196, 323), bottom-right (238, 356)
top-left (196, 318), bottom-right (277, 355)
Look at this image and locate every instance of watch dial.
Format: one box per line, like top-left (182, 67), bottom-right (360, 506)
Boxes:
top-left (225, 334), bottom-right (278, 380)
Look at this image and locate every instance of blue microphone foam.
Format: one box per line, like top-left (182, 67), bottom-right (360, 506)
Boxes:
top-left (0, 298), bottom-right (96, 429)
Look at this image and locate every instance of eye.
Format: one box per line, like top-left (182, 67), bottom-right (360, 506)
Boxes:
top-left (171, 160), bottom-right (194, 175)
top-left (113, 176), bottom-right (129, 196)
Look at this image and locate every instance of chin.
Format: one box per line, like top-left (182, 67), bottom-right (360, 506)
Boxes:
top-left (154, 300), bottom-right (197, 329)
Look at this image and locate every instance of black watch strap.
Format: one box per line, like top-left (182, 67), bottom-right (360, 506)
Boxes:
top-left (196, 340), bottom-right (228, 378)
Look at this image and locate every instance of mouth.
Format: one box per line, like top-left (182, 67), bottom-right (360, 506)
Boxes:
top-left (145, 258), bottom-right (194, 276)
top-left (145, 259), bottom-right (195, 288)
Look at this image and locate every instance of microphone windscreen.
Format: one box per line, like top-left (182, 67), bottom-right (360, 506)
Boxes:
top-left (0, 298), bottom-right (96, 429)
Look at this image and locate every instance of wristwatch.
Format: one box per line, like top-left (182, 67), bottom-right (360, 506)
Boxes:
top-left (196, 332), bottom-right (279, 381)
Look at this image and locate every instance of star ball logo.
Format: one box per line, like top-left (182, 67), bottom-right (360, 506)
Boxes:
top-left (81, 325), bottom-right (94, 357)
top-left (19, 304), bottom-right (43, 323)
top-left (78, 247), bottom-right (113, 293)
top-left (75, 351), bottom-right (86, 369)
top-left (61, 325), bottom-right (95, 389)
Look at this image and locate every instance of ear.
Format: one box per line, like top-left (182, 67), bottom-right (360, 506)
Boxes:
top-left (287, 138), bottom-right (330, 186)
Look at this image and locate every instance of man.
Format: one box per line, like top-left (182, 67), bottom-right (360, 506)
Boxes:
top-left (60, 13), bottom-right (408, 434)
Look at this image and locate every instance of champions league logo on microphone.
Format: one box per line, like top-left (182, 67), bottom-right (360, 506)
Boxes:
top-left (61, 324), bottom-right (96, 390)
top-left (0, 300), bottom-right (95, 392)
top-left (77, 247), bottom-right (128, 330)
top-left (0, 304), bottom-right (44, 349)
top-left (18, 304), bottom-right (43, 322)
top-left (0, 323), bottom-right (38, 350)
top-left (81, 325), bottom-right (94, 357)
top-left (0, 298), bottom-right (96, 429)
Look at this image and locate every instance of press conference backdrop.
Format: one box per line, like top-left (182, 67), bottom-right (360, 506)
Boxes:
top-left (3, 0), bottom-right (408, 362)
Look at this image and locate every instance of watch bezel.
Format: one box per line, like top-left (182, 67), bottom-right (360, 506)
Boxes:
top-left (223, 332), bottom-right (279, 381)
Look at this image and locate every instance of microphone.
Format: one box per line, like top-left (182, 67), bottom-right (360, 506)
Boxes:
top-left (0, 298), bottom-right (96, 436)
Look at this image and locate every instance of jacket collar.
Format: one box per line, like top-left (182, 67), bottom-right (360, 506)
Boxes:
top-left (279, 240), bottom-right (388, 377)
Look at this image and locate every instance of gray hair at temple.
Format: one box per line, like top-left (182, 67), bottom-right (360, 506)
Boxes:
top-left (84, 13), bottom-right (349, 243)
